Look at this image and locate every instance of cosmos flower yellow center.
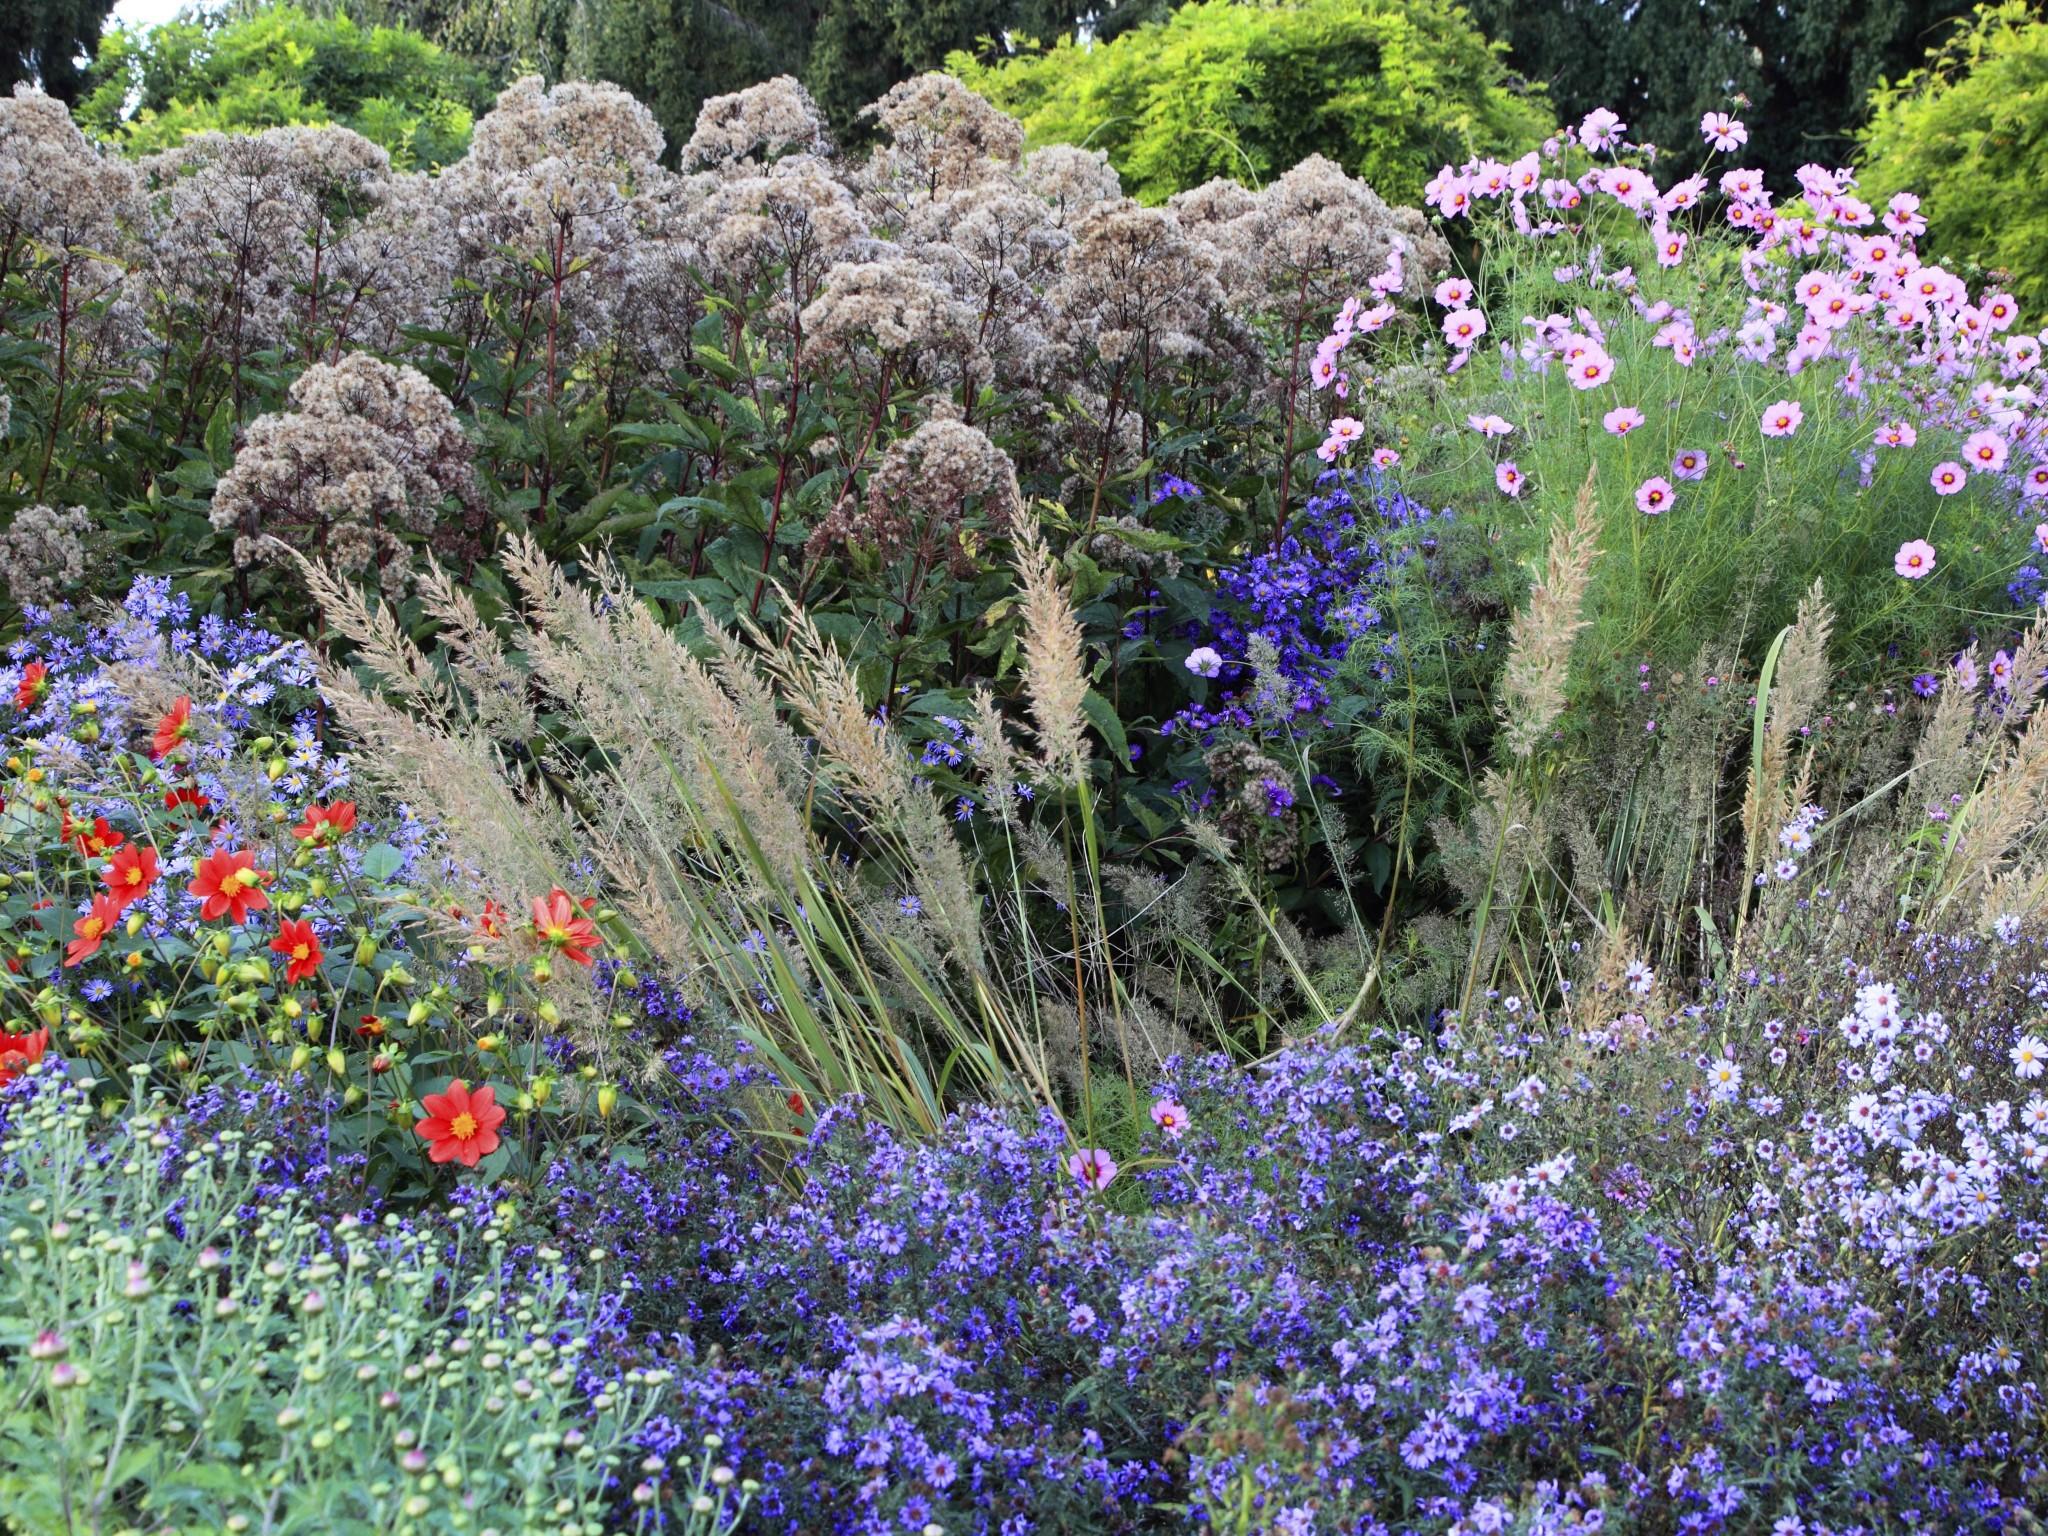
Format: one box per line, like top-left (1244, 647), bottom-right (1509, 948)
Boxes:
top-left (450, 1112), bottom-right (478, 1140)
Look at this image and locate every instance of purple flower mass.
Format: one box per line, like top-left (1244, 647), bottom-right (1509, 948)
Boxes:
top-left (1165, 466), bottom-right (1447, 742)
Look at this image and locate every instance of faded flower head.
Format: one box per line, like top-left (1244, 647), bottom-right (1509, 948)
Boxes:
top-left (808, 418), bottom-right (1019, 573)
top-left (0, 504), bottom-right (97, 609)
top-left (680, 76), bottom-right (832, 175)
top-left (211, 352), bottom-right (477, 592)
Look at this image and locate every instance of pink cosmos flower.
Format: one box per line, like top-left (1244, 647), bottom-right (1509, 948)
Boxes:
top-left (1700, 112), bottom-right (1747, 152)
top-left (1433, 277), bottom-right (1475, 308)
top-left (1875, 420), bottom-right (1917, 449)
top-left (2034, 522), bottom-right (2048, 554)
top-left (1654, 229), bottom-right (1687, 268)
top-left (1467, 412), bottom-right (1515, 438)
top-left (1603, 406), bottom-right (1646, 436)
top-left (1635, 476), bottom-right (1674, 515)
top-left (1065, 1148), bottom-right (1118, 1192)
top-left (1894, 539), bottom-right (1937, 579)
top-left (1372, 447), bottom-right (1401, 469)
top-left (1760, 400), bottom-right (1804, 438)
top-left (1929, 461), bottom-right (1967, 496)
top-left (1672, 449), bottom-right (1708, 481)
top-left (1149, 1099), bottom-right (1191, 1140)
top-left (1495, 462), bottom-right (1525, 498)
top-left (1577, 107), bottom-right (1625, 152)
top-left (2025, 464), bottom-right (2048, 500)
top-left (1442, 308), bottom-right (1487, 348)
top-left (1567, 351), bottom-right (1615, 390)
top-left (1962, 429), bottom-right (2009, 474)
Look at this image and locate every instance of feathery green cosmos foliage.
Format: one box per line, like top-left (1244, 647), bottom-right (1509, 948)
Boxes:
top-left (79, 5), bottom-right (491, 168)
top-left (1859, 0), bottom-right (2048, 315)
top-left (947, 0), bottom-right (1553, 205)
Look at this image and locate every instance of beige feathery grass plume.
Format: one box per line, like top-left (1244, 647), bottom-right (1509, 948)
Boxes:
top-left (496, 534), bottom-right (814, 899)
top-left (412, 555), bottom-right (535, 741)
top-left (1901, 656), bottom-right (1979, 836)
top-left (1937, 617), bottom-right (2048, 918)
top-left (1012, 519), bottom-right (1092, 790)
top-left (1498, 469), bottom-right (1600, 760)
top-left (1738, 580), bottom-right (1833, 884)
top-left (748, 593), bottom-right (983, 968)
top-left (288, 542), bottom-right (459, 722)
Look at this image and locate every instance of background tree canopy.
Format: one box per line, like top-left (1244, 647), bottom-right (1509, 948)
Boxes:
top-left (1858, 1), bottom-right (2048, 312)
top-left (80, 4), bottom-right (490, 166)
top-left (1463, 0), bottom-right (1980, 182)
top-left (948, 0), bottom-right (1553, 206)
top-left (3, 0), bottom-right (121, 103)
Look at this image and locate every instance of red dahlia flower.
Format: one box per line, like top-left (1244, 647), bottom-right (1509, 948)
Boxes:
top-left (270, 919), bottom-right (324, 985)
top-left (0, 1027), bottom-right (49, 1085)
top-left (101, 844), bottom-right (160, 909)
top-left (65, 895), bottom-right (123, 968)
top-left (68, 815), bottom-right (125, 860)
top-left (414, 1079), bottom-right (507, 1167)
top-left (14, 662), bottom-right (49, 712)
top-left (188, 848), bottom-right (270, 923)
top-left (291, 801), bottom-right (357, 844)
top-left (530, 888), bottom-right (601, 966)
top-left (151, 696), bottom-right (193, 760)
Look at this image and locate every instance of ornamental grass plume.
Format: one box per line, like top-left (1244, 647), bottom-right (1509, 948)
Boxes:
top-left (1934, 612), bottom-right (2048, 921)
top-left (1498, 468), bottom-right (1601, 759)
top-left (1011, 517), bottom-right (1091, 793)
top-left (1737, 581), bottom-right (1834, 902)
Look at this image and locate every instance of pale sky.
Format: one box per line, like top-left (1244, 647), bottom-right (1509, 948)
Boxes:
top-left (108, 0), bottom-right (198, 33)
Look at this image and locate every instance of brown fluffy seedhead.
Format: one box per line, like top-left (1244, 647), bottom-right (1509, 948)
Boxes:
top-left (1499, 470), bottom-right (1601, 759)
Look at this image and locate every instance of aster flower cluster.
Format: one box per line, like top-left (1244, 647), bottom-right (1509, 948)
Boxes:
top-left (480, 976), bottom-right (2043, 1534)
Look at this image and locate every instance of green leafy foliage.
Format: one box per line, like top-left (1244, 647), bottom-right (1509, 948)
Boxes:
top-left (1860, 1), bottom-right (2048, 312)
top-left (948, 0), bottom-right (1553, 205)
top-left (78, 5), bottom-right (491, 168)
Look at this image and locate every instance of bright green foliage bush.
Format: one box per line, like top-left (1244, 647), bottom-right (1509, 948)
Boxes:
top-left (949, 0), bottom-right (1552, 205)
top-left (0, 1066), bottom-right (695, 1533)
top-left (78, 5), bottom-right (490, 169)
top-left (1859, 1), bottom-right (2048, 312)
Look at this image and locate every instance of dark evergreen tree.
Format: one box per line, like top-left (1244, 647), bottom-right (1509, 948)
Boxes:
top-left (3, 0), bottom-right (121, 103)
top-left (1464, 0), bottom-right (1978, 179)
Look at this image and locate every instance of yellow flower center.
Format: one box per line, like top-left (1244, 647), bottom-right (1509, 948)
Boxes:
top-left (123, 868), bottom-right (141, 886)
top-left (291, 943), bottom-right (311, 962)
top-left (450, 1112), bottom-right (479, 1141)
top-left (81, 918), bottom-right (103, 940)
